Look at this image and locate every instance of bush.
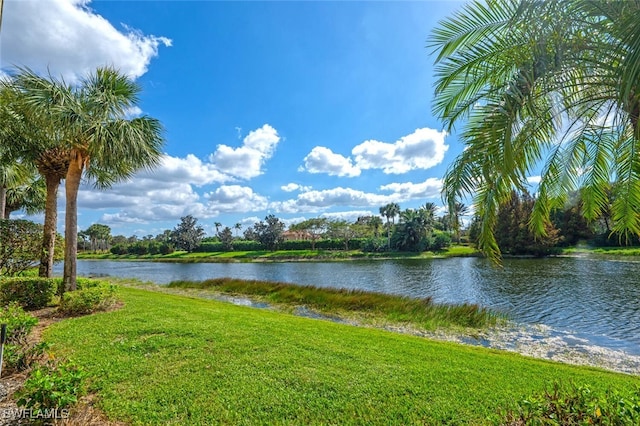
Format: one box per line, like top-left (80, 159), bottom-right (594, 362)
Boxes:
top-left (0, 277), bottom-right (56, 310)
top-left (501, 382), bottom-right (640, 425)
top-left (0, 302), bottom-right (38, 342)
top-left (110, 244), bottom-right (128, 255)
top-left (58, 281), bottom-right (117, 316)
top-left (17, 361), bottom-right (86, 411)
top-left (4, 341), bottom-right (49, 374)
top-left (0, 219), bottom-right (46, 276)
top-left (0, 303), bottom-right (44, 373)
top-left (429, 231), bottom-right (452, 251)
top-left (362, 237), bottom-right (387, 253)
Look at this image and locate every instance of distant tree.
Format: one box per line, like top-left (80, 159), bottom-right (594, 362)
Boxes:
top-left (83, 223), bottom-right (111, 252)
top-left (355, 215), bottom-right (383, 238)
top-left (379, 203), bottom-right (400, 250)
top-left (214, 222), bottom-right (222, 234)
top-left (290, 218), bottom-right (328, 250)
top-left (393, 208), bottom-right (431, 252)
top-left (243, 226), bottom-right (258, 242)
top-left (171, 215), bottom-right (205, 252)
top-left (327, 220), bottom-right (357, 250)
top-left (449, 202), bottom-right (469, 244)
top-left (495, 191), bottom-right (561, 256)
top-left (233, 222), bottom-right (242, 237)
top-left (218, 226), bottom-right (234, 251)
top-left (253, 214), bottom-right (285, 251)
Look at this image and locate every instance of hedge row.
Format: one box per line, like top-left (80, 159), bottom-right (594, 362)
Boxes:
top-left (194, 239), bottom-right (369, 252)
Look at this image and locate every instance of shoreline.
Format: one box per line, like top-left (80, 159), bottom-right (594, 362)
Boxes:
top-left (131, 281), bottom-right (640, 376)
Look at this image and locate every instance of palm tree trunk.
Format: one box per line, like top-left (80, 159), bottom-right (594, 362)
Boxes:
top-left (0, 186), bottom-right (6, 220)
top-left (63, 151), bottom-right (83, 292)
top-left (39, 174), bottom-right (60, 278)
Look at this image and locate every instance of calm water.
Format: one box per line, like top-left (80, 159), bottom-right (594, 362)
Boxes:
top-left (56, 256), bottom-right (640, 355)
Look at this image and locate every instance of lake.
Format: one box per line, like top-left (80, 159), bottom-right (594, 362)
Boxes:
top-left (56, 256), bottom-right (640, 357)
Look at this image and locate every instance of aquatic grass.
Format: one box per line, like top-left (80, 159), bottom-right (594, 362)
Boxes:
top-left (167, 277), bottom-right (502, 330)
top-left (43, 286), bottom-right (640, 425)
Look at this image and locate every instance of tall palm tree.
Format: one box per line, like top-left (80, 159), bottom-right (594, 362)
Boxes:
top-left (15, 68), bottom-right (164, 290)
top-left (1, 80), bottom-right (69, 277)
top-left (450, 202), bottom-right (469, 244)
top-left (379, 202), bottom-right (400, 250)
top-left (234, 222), bottom-right (242, 237)
top-left (430, 0), bottom-right (640, 260)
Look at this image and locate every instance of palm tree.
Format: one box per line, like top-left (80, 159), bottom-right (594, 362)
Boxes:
top-left (1, 80), bottom-right (69, 277)
top-left (4, 173), bottom-right (45, 218)
top-left (430, 0), bottom-right (640, 260)
top-left (450, 202), bottom-right (469, 244)
top-left (234, 222), bottom-right (242, 237)
top-left (214, 222), bottom-right (222, 235)
top-left (379, 202), bottom-right (400, 250)
top-left (15, 68), bottom-right (164, 290)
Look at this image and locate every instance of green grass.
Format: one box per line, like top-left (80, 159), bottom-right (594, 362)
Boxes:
top-left (77, 245), bottom-right (480, 263)
top-left (44, 285), bottom-right (639, 425)
top-left (167, 277), bottom-right (501, 330)
top-left (562, 246), bottom-right (640, 256)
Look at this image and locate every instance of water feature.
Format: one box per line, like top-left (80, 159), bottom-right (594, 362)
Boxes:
top-left (55, 256), bottom-right (640, 361)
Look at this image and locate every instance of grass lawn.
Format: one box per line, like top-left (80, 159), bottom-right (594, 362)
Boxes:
top-left (562, 246), bottom-right (640, 256)
top-left (44, 285), bottom-right (639, 425)
top-left (77, 245), bottom-right (480, 263)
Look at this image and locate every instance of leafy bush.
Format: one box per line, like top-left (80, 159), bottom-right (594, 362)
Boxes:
top-left (17, 361), bottom-right (86, 411)
top-left (110, 244), bottom-right (128, 255)
top-left (0, 219), bottom-right (46, 276)
top-left (0, 303), bottom-right (45, 373)
top-left (58, 281), bottom-right (117, 316)
top-left (361, 237), bottom-right (387, 253)
top-left (429, 231), bottom-right (452, 251)
top-left (4, 341), bottom-right (50, 374)
top-left (501, 382), bottom-right (640, 425)
top-left (0, 277), bottom-right (56, 310)
top-left (0, 302), bottom-right (38, 342)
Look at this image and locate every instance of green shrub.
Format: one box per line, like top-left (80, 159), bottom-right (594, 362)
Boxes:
top-left (0, 302), bottom-right (38, 343)
top-left (429, 231), bottom-right (452, 251)
top-left (500, 382), bottom-right (640, 425)
top-left (362, 237), bottom-right (387, 252)
top-left (0, 303), bottom-right (45, 373)
top-left (0, 277), bottom-right (56, 310)
top-left (17, 361), bottom-right (86, 411)
top-left (58, 281), bottom-right (117, 316)
top-left (4, 341), bottom-right (50, 374)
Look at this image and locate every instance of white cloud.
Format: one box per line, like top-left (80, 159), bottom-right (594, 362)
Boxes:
top-left (527, 175), bottom-right (542, 185)
top-left (1, 0), bottom-right (171, 82)
top-left (138, 154), bottom-right (233, 186)
top-left (281, 183), bottom-right (312, 192)
top-left (205, 185), bottom-right (268, 213)
top-left (321, 210), bottom-right (376, 221)
top-left (379, 177), bottom-right (443, 200)
top-left (299, 128), bottom-right (448, 177)
top-left (210, 124), bottom-right (281, 179)
top-left (352, 128), bottom-right (448, 174)
top-left (300, 147), bottom-right (361, 177)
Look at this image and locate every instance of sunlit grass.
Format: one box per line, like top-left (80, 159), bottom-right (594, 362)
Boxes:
top-left (44, 286), bottom-right (640, 425)
top-left (77, 244), bottom-right (480, 262)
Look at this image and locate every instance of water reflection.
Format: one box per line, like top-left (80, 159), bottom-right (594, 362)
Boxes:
top-left (56, 256), bottom-right (640, 354)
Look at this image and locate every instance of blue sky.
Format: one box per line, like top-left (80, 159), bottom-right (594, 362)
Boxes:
top-left (2, 0), bottom-right (474, 237)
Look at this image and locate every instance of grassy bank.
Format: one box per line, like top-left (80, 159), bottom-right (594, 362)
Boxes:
top-left (44, 285), bottom-right (639, 425)
top-left (77, 245), bottom-right (479, 263)
top-left (561, 246), bottom-right (640, 256)
top-left (167, 277), bottom-right (501, 330)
